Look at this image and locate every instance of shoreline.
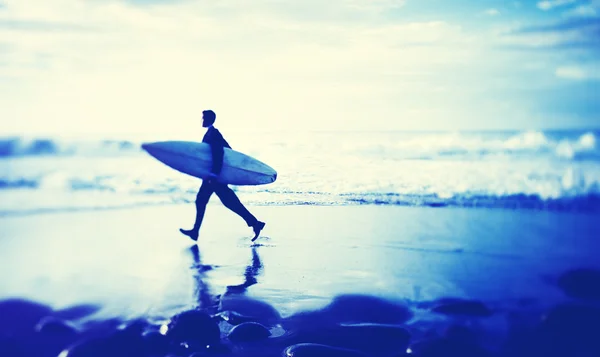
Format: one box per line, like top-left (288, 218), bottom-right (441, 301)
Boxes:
top-left (2, 197), bottom-right (600, 219)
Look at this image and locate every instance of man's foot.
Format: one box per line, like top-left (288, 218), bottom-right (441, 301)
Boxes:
top-left (180, 228), bottom-right (199, 242)
top-left (251, 221), bottom-right (266, 242)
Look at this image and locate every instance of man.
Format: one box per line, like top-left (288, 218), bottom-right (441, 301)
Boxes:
top-left (180, 110), bottom-right (266, 242)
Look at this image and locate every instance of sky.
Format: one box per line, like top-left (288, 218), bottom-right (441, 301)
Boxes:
top-left (0, 0), bottom-right (599, 138)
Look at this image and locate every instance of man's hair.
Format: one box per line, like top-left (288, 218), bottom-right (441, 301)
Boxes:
top-left (203, 110), bottom-right (216, 124)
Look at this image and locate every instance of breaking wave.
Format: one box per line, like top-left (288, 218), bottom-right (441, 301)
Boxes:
top-left (0, 131), bottom-right (597, 160)
top-left (1, 130), bottom-right (599, 215)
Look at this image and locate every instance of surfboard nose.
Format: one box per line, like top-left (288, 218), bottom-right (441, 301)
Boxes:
top-left (141, 142), bottom-right (161, 156)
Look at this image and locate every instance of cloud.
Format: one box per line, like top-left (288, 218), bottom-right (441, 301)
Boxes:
top-left (565, 4), bottom-right (599, 17)
top-left (485, 8), bottom-right (501, 16)
top-left (1, 0), bottom-right (493, 135)
top-left (515, 17), bottom-right (600, 33)
top-left (555, 65), bottom-right (600, 80)
top-left (0, 0), bottom-right (598, 134)
top-left (0, 0), bottom-right (463, 71)
top-left (123, 0), bottom-right (190, 5)
top-left (556, 66), bottom-right (586, 79)
top-left (537, 0), bottom-right (576, 11)
top-left (502, 15), bottom-right (600, 52)
top-left (0, 19), bottom-right (96, 32)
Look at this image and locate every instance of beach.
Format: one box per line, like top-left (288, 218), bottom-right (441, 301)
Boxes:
top-left (2, 203), bottom-right (600, 356)
top-left (2, 0), bottom-right (600, 352)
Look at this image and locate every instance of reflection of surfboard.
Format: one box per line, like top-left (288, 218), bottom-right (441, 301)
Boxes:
top-left (141, 141), bottom-right (277, 186)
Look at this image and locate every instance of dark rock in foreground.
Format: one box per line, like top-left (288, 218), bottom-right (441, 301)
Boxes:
top-left (227, 322), bottom-right (271, 342)
top-left (409, 337), bottom-right (493, 357)
top-left (282, 294), bottom-right (413, 331)
top-left (431, 298), bottom-right (493, 317)
top-left (53, 304), bottom-right (102, 321)
top-left (280, 323), bottom-right (411, 356)
top-left (325, 294), bottom-right (414, 324)
top-left (0, 299), bottom-right (53, 336)
top-left (219, 295), bottom-right (282, 327)
top-left (283, 343), bottom-right (369, 357)
top-left (3, 282), bottom-right (600, 357)
top-left (167, 309), bottom-right (221, 348)
top-left (557, 268), bottom-right (600, 301)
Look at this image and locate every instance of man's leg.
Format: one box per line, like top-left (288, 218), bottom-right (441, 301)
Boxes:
top-left (213, 184), bottom-right (266, 241)
top-left (180, 181), bottom-right (214, 241)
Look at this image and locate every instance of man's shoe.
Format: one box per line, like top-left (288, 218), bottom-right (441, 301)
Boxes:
top-left (180, 228), bottom-right (199, 242)
top-left (251, 221), bottom-right (266, 242)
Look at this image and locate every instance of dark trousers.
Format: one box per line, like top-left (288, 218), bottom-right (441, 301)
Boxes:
top-left (192, 180), bottom-right (257, 231)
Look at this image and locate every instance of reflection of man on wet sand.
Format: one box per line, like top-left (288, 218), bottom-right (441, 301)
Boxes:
top-left (188, 245), bottom-right (264, 311)
top-left (189, 245), bottom-right (217, 310)
top-left (225, 246), bottom-right (263, 295)
top-left (189, 245), bottom-right (281, 328)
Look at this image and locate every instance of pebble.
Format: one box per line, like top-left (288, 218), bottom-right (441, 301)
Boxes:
top-left (227, 322), bottom-right (271, 342)
top-left (283, 343), bottom-right (369, 357)
top-left (431, 298), bottom-right (493, 317)
top-left (557, 268), bottom-right (600, 301)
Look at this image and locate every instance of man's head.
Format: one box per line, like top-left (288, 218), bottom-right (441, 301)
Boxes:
top-left (202, 110), bottom-right (216, 127)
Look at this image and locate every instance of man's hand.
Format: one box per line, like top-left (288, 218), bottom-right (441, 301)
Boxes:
top-left (206, 172), bottom-right (218, 183)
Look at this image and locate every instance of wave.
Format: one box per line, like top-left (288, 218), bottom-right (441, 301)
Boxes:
top-left (1, 162), bottom-right (599, 212)
top-left (0, 201), bottom-right (177, 217)
top-left (1, 130), bottom-right (599, 215)
top-left (5, 171), bottom-right (599, 200)
top-left (0, 131), bottom-right (598, 161)
top-left (0, 178), bottom-right (39, 189)
top-left (1, 194), bottom-right (598, 217)
top-left (1, 188), bottom-right (599, 215)
top-left (350, 131), bottom-right (599, 161)
top-left (341, 192), bottom-right (600, 211)
top-left (0, 137), bottom-right (140, 158)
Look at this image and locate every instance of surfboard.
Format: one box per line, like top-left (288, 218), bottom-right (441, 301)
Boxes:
top-left (141, 141), bottom-right (277, 186)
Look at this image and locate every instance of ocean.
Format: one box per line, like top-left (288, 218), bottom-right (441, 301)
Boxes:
top-left (1, 129), bottom-right (599, 215)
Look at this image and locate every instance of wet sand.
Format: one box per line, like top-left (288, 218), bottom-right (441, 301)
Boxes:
top-left (1, 205), bottom-right (600, 356)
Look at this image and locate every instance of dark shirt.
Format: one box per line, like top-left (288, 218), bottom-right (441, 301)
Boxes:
top-left (202, 126), bottom-right (231, 175)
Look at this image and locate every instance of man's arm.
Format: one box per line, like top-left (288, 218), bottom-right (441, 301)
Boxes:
top-left (208, 130), bottom-right (225, 175)
top-left (210, 143), bottom-right (224, 175)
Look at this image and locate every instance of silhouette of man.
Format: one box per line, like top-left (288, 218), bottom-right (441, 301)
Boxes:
top-left (180, 110), bottom-right (265, 241)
